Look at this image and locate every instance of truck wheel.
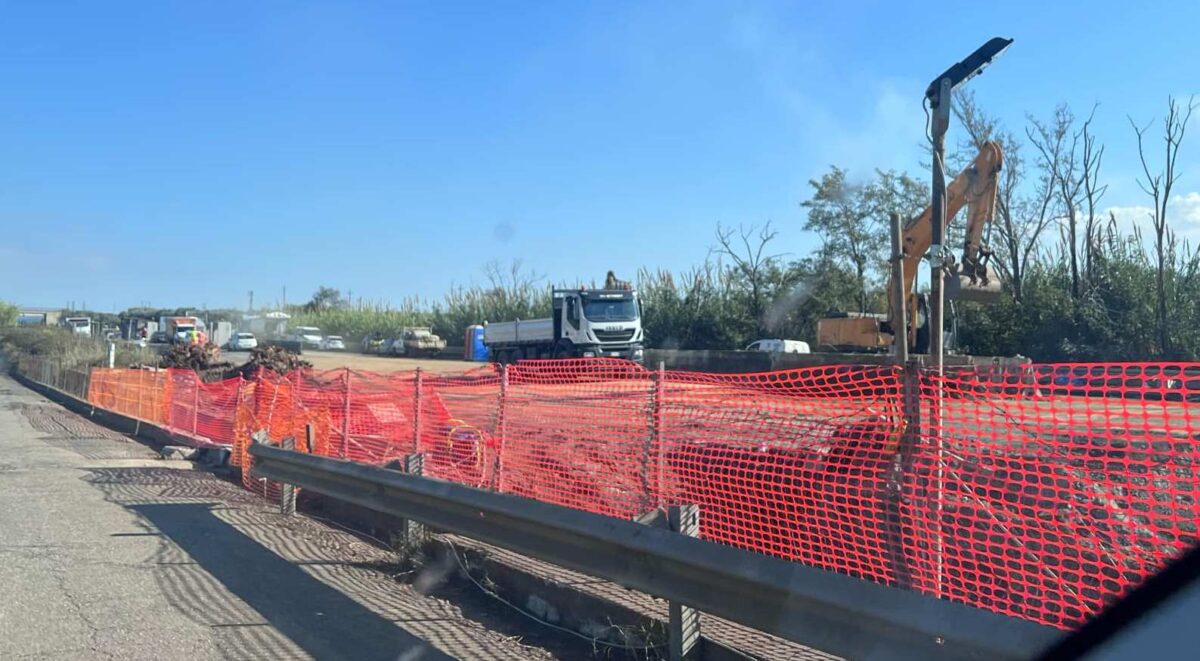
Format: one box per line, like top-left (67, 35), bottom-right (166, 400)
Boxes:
top-left (553, 343), bottom-right (573, 359)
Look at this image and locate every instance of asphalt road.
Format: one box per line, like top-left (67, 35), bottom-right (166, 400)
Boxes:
top-left (0, 371), bottom-right (588, 660)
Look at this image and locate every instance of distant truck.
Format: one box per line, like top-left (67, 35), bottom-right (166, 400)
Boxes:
top-left (161, 316), bottom-right (207, 345)
top-left (62, 317), bottom-right (93, 337)
top-left (387, 327), bottom-right (447, 357)
top-left (289, 326), bottom-right (324, 349)
top-left (483, 287), bottom-right (645, 363)
top-left (244, 311), bottom-right (290, 339)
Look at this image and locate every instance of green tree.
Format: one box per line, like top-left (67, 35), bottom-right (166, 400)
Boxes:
top-left (304, 286), bottom-right (345, 313)
top-left (0, 301), bottom-right (18, 327)
top-left (801, 167), bottom-right (878, 313)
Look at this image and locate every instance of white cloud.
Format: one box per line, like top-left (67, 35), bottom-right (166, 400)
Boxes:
top-left (1106, 191), bottom-right (1200, 236)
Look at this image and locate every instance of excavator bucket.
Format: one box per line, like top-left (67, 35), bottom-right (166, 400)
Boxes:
top-left (946, 266), bottom-right (1003, 303)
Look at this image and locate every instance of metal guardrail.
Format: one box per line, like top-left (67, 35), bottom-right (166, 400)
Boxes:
top-left (249, 443), bottom-right (1062, 660)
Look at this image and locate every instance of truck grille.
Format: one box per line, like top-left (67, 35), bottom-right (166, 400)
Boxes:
top-left (594, 329), bottom-right (635, 342)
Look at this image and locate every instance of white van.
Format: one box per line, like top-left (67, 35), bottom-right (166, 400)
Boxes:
top-left (745, 339), bottom-right (811, 354)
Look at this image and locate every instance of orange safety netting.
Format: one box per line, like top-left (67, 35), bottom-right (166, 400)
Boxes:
top-left (82, 360), bottom-right (1200, 629)
top-left (87, 368), bottom-right (171, 425)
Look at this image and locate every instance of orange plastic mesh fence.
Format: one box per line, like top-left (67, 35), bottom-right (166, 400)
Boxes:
top-left (87, 368), bottom-right (170, 426)
top-left (78, 360), bottom-right (1200, 629)
top-left (910, 363), bottom-right (1200, 627)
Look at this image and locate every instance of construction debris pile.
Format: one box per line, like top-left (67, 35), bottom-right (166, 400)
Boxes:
top-left (232, 345), bottom-right (311, 379)
top-left (158, 343), bottom-right (227, 371)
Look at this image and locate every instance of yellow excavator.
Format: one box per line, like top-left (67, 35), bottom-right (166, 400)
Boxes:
top-left (816, 140), bottom-right (1004, 353)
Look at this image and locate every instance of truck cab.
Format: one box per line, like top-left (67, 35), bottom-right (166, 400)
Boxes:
top-left (63, 317), bottom-right (93, 337)
top-left (553, 288), bottom-right (644, 361)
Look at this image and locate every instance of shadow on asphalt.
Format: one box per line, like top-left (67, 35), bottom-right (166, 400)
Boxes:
top-left (132, 502), bottom-right (451, 661)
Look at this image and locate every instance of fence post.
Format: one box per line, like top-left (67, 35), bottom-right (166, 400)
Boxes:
top-left (412, 368), bottom-right (423, 453)
top-left (495, 363), bottom-right (509, 492)
top-left (668, 504), bottom-right (701, 661)
top-left (134, 369), bottom-right (144, 434)
top-left (645, 361), bottom-right (665, 510)
top-left (341, 368), bottom-right (351, 459)
top-left (192, 372), bottom-right (200, 436)
top-left (883, 363), bottom-right (922, 592)
top-left (280, 436), bottom-right (296, 515)
top-left (305, 422), bottom-right (315, 454)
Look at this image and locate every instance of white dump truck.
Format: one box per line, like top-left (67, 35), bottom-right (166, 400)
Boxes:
top-left (483, 287), bottom-right (645, 363)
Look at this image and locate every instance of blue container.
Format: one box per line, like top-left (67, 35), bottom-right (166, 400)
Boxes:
top-left (466, 325), bottom-right (489, 361)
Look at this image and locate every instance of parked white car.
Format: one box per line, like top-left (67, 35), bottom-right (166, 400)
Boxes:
top-left (290, 326), bottom-right (324, 348)
top-left (228, 332), bottom-right (258, 351)
top-left (745, 339), bottom-right (811, 354)
top-left (320, 335), bottom-right (346, 351)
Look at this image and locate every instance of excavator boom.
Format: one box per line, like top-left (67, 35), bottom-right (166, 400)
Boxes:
top-left (816, 141), bottom-right (1003, 353)
top-left (892, 141), bottom-right (1003, 321)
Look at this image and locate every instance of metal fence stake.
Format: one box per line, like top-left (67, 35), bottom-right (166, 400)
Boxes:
top-left (495, 363), bottom-right (509, 492)
top-left (668, 504), bottom-right (701, 661)
top-left (341, 368), bottom-right (352, 459)
top-left (412, 368), bottom-right (423, 453)
top-left (134, 369), bottom-right (144, 434)
top-left (280, 436), bottom-right (296, 515)
top-left (645, 361), bottom-right (665, 510)
top-left (192, 372), bottom-right (200, 436)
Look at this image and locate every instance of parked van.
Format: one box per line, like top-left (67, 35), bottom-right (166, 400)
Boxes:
top-left (745, 339), bottom-right (811, 354)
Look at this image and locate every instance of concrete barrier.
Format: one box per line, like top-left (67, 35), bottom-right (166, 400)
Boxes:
top-left (645, 349), bottom-right (1029, 373)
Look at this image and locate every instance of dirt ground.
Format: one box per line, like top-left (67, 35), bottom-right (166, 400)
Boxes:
top-left (299, 349), bottom-right (481, 374)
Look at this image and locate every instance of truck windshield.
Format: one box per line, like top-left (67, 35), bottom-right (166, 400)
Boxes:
top-left (583, 299), bottom-right (638, 321)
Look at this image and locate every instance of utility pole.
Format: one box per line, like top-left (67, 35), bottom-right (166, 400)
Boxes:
top-left (248, 290), bottom-right (254, 312)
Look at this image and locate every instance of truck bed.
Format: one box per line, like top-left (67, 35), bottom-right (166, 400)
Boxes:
top-left (484, 318), bottom-right (554, 345)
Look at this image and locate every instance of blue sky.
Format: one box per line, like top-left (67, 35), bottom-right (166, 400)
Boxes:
top-left (2, 1), bottom-right (1198, 311)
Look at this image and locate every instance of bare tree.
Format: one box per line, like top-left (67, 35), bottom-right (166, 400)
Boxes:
top-left (1130, 96), bottom-right (1197, 356)
top-left (1079, 110), bottom-right (1107, 281)
top-left (1029, 105), bottom-right (1089, 298)
top-left (714, 222), bottom-right (783, 335)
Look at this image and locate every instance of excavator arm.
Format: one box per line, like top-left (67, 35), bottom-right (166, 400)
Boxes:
top-left (888, 140), bottom-right (1004, 347)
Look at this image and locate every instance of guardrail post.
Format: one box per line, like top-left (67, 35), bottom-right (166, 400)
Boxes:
top-left (495, 363), bottom-right (509, 492)
top-left (668, 504), bottom-right (701, 661)
top-left (400, 453), bottom-right (425, 547)
top-left (412, 368), bottom-right (423, 453)
top-left (341, 368), bottom-right (351, 459)
top-left (280, 436), bottom-right (297, 515)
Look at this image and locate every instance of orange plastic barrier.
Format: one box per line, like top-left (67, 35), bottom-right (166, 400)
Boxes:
top-left (83, 360), bottom-right (1200, 629)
